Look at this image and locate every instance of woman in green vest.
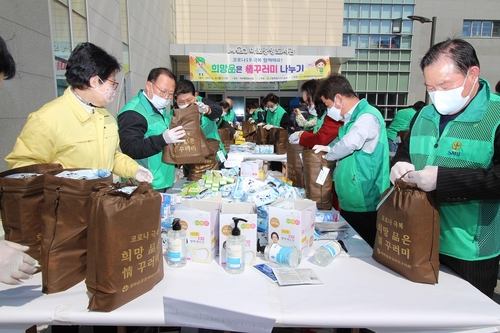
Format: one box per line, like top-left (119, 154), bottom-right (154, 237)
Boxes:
top-left (260, 93), bottom-right (289, 131)
top-left (247, 102), bottom-right (264, 124)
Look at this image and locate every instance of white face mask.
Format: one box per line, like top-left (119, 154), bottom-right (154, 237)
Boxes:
top-left (151, 94), bottom-right (171, 110)
top-left (327, 99), bottom-right (342, 121)
top-left (268, 106), bottom-right (277, 113)
top-left (428, 71), bottom-right (476, 116)
top-left (177, 103), bottom-right (189, 109)
top-left (308, 104), bottom-right (317, 116)
top-left (93, 78), bottom-right (116, 106)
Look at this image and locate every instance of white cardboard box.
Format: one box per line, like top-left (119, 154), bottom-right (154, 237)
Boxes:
top-left (268, 199), bottom-right (317, 258)
top-left (240, 160), bottom-right (263, 178)
top-left (219, 202), bottom-right (258, 266)
top-left (170, 200), bottom-right (220, 263)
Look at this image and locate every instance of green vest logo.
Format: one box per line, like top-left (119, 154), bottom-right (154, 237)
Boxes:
top-left (448, 141), bottom-right (462, 157)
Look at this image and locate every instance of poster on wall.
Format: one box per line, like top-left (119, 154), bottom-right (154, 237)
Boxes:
top-left (189, 53), bottom-right (330, 82)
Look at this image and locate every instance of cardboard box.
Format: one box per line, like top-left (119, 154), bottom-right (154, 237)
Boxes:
top-left (268, 199), bottom-right (317, 257)
top-left (240, 160), bottom-right (263, 179)
top-left (169, 200), bottom-right (220, 263)
top-left (219, 202), bottom-right (258, 266)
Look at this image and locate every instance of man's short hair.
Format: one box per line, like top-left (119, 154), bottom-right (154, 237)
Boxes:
top-left (420, 38), bottom-right (480, 75)
top-left (316, 73), bottom-right (357, 101)
top-left (175, 79), bottom-right (196, 96)
top-left (147, 67), bottom-right (175, 83)
top-left (65, 42), bottom-right (121, 89)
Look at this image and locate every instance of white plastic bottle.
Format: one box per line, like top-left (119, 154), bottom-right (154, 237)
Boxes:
top-left (166, 218), bottom-right (186, 268)
top-left (264, 243), bottom-right (301, 268)
top-left (225, 217), bottom-right (246, 274)
top-left (312, 240), bottom-right (342, 267)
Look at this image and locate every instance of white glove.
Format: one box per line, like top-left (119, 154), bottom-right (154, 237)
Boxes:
top-left (234, 132), bottom-right (240, 139)
top-left (264, 124), bottom-right (274, 130)
top-left (313, 145), bottom-right (331, 154)
top-left (256, 122), bottom-right (265, 127)
top-left (0, 240), bottom-right (38, 285)
top-left (249, 119), bottom-right (255, 124)
top-left (163, 126), bottom-right (186, 144)
top-left (407, 166), bottom-right (438, 191)
top-left (289, 131), bottom-right (302, 144)
top-left (195, 101), bottom-right (209, 114)
top-left (135, 165), bottom-right (154, 183)
top-left (389, 161), bottom-right (415, 184)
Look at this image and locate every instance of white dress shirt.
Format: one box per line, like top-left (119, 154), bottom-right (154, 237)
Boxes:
top-left (324, 101), bottom-right (381, 161)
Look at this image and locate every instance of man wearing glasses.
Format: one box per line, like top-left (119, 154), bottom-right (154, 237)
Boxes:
top-left (118, 67), bottom-right (186, 192)
top-left (5, 42), bottom-right (150, 184)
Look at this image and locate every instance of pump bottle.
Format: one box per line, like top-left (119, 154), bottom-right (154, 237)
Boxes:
top-left (225, 217), bottom-right (246, 274)
top-left (166, 218), bottom-right (186, 268)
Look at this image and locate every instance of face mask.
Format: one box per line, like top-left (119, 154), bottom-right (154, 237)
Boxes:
top-left (327, 100), bottom-right (343, 122)
top-left (177, 104), bottom-right (189, 109)
top-left (308, 104), bottom-right (317, 116)
top-left (269, 106), bottom-right (277, 113)
top-left (93, 79), bottom-right (116, 106)
top-left (428, 71), bottom-right (476, 115)
top-left (151, 94), bottom-right (171, 110)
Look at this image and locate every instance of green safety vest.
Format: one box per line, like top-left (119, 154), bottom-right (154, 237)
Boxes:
top-left (409, 79), bottom-right (500, 260)
top-left (334, 99), bottom-right (390, 212)
top-left (303, 115), bottom-right (318, 131)
top-left (118, 90), bottom-right (174, 190)
top-left (265, 104), bottom-right (287, 127)
top-left (222, 108), bottom-right (235, 123)
top-left (201, 115), bottom-right (227, 159)
top-left (313, 112), bottom-right (326, 134)
top-left (251, 109), bottom-right (264, 122)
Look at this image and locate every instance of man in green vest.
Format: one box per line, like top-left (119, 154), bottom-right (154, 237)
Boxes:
top-left (391, 38), bottom-right (500, 299)
top-left (386, 100), bottom-right (426, 153)
top-left (313, 74), bottom-right (390, 248)
top-left (222, 98), bottom-right (237, 125)
top-left (175, 79), bottom-right (225, 161)
top-left (118, 67), bottom-right (185, 192)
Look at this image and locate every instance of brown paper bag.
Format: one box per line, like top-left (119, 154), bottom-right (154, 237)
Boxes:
top-left (41, 169), bottom-right (113, 294)
top-left (218, 128), bottom-right (232, 153)
top-left (372, 179), bottom-right (440, 284)
top-left (162, 104), bottom-right (207, 164)
top-left (255, 125), bottom-right (269, 145)
top-left (302, 150), bottom-right (335, 210)
top-left (0, 163), bottom-right (63, 262)
top-left (270, 128), bottom-right (288, 155)
top-left (187, 139), bottom-right (220, 181)
top-left (242, 121), bottom-right (257, 142)
top-left (86, 181), bottom-right (164, 312)
top-left (286, 144), bottom-right (304, 188)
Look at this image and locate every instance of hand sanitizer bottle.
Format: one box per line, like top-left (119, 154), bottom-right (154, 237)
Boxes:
top-left (166, 218), bottom-right (186, 268)
top-left (264, 243), bottom-right (301, 268)
top-left (312, 240), bottom-right (342, 267)
top-left (225, 217), bottom-right (246, 274)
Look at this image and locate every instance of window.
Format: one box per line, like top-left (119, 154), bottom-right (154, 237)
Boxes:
top-left (50, 0), bottom-right (88, 96)
top-left (462, 20), bottom-right (500, 37)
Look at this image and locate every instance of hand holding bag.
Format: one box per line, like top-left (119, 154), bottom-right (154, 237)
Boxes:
top-left (162, 104), bottom-right (208, 164)
top-left (87, 180), bottom-right (164, 312)
top-left (372, 176), bottom-right (440, 284)
top-left (302, 150), bottom-right (335, 210)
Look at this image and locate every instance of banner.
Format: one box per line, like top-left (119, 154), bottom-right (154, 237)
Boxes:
top-left (189, 53), bottom-right (330, 82)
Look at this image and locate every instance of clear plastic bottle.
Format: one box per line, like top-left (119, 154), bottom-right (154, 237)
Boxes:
top-left (312, 240), bottom-right (342, 267)
top-left (225, 218), bottom-right (246, 274)
top-left (166, 218), bottom-right (186, 268)
top-left (264, 243), bottom-right (301, 268)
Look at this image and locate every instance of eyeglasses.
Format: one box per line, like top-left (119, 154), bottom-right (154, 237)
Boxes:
top-left (151, 81), bottom-right (174, 99)
top-left (98, 77), bottom-right (119, 91)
